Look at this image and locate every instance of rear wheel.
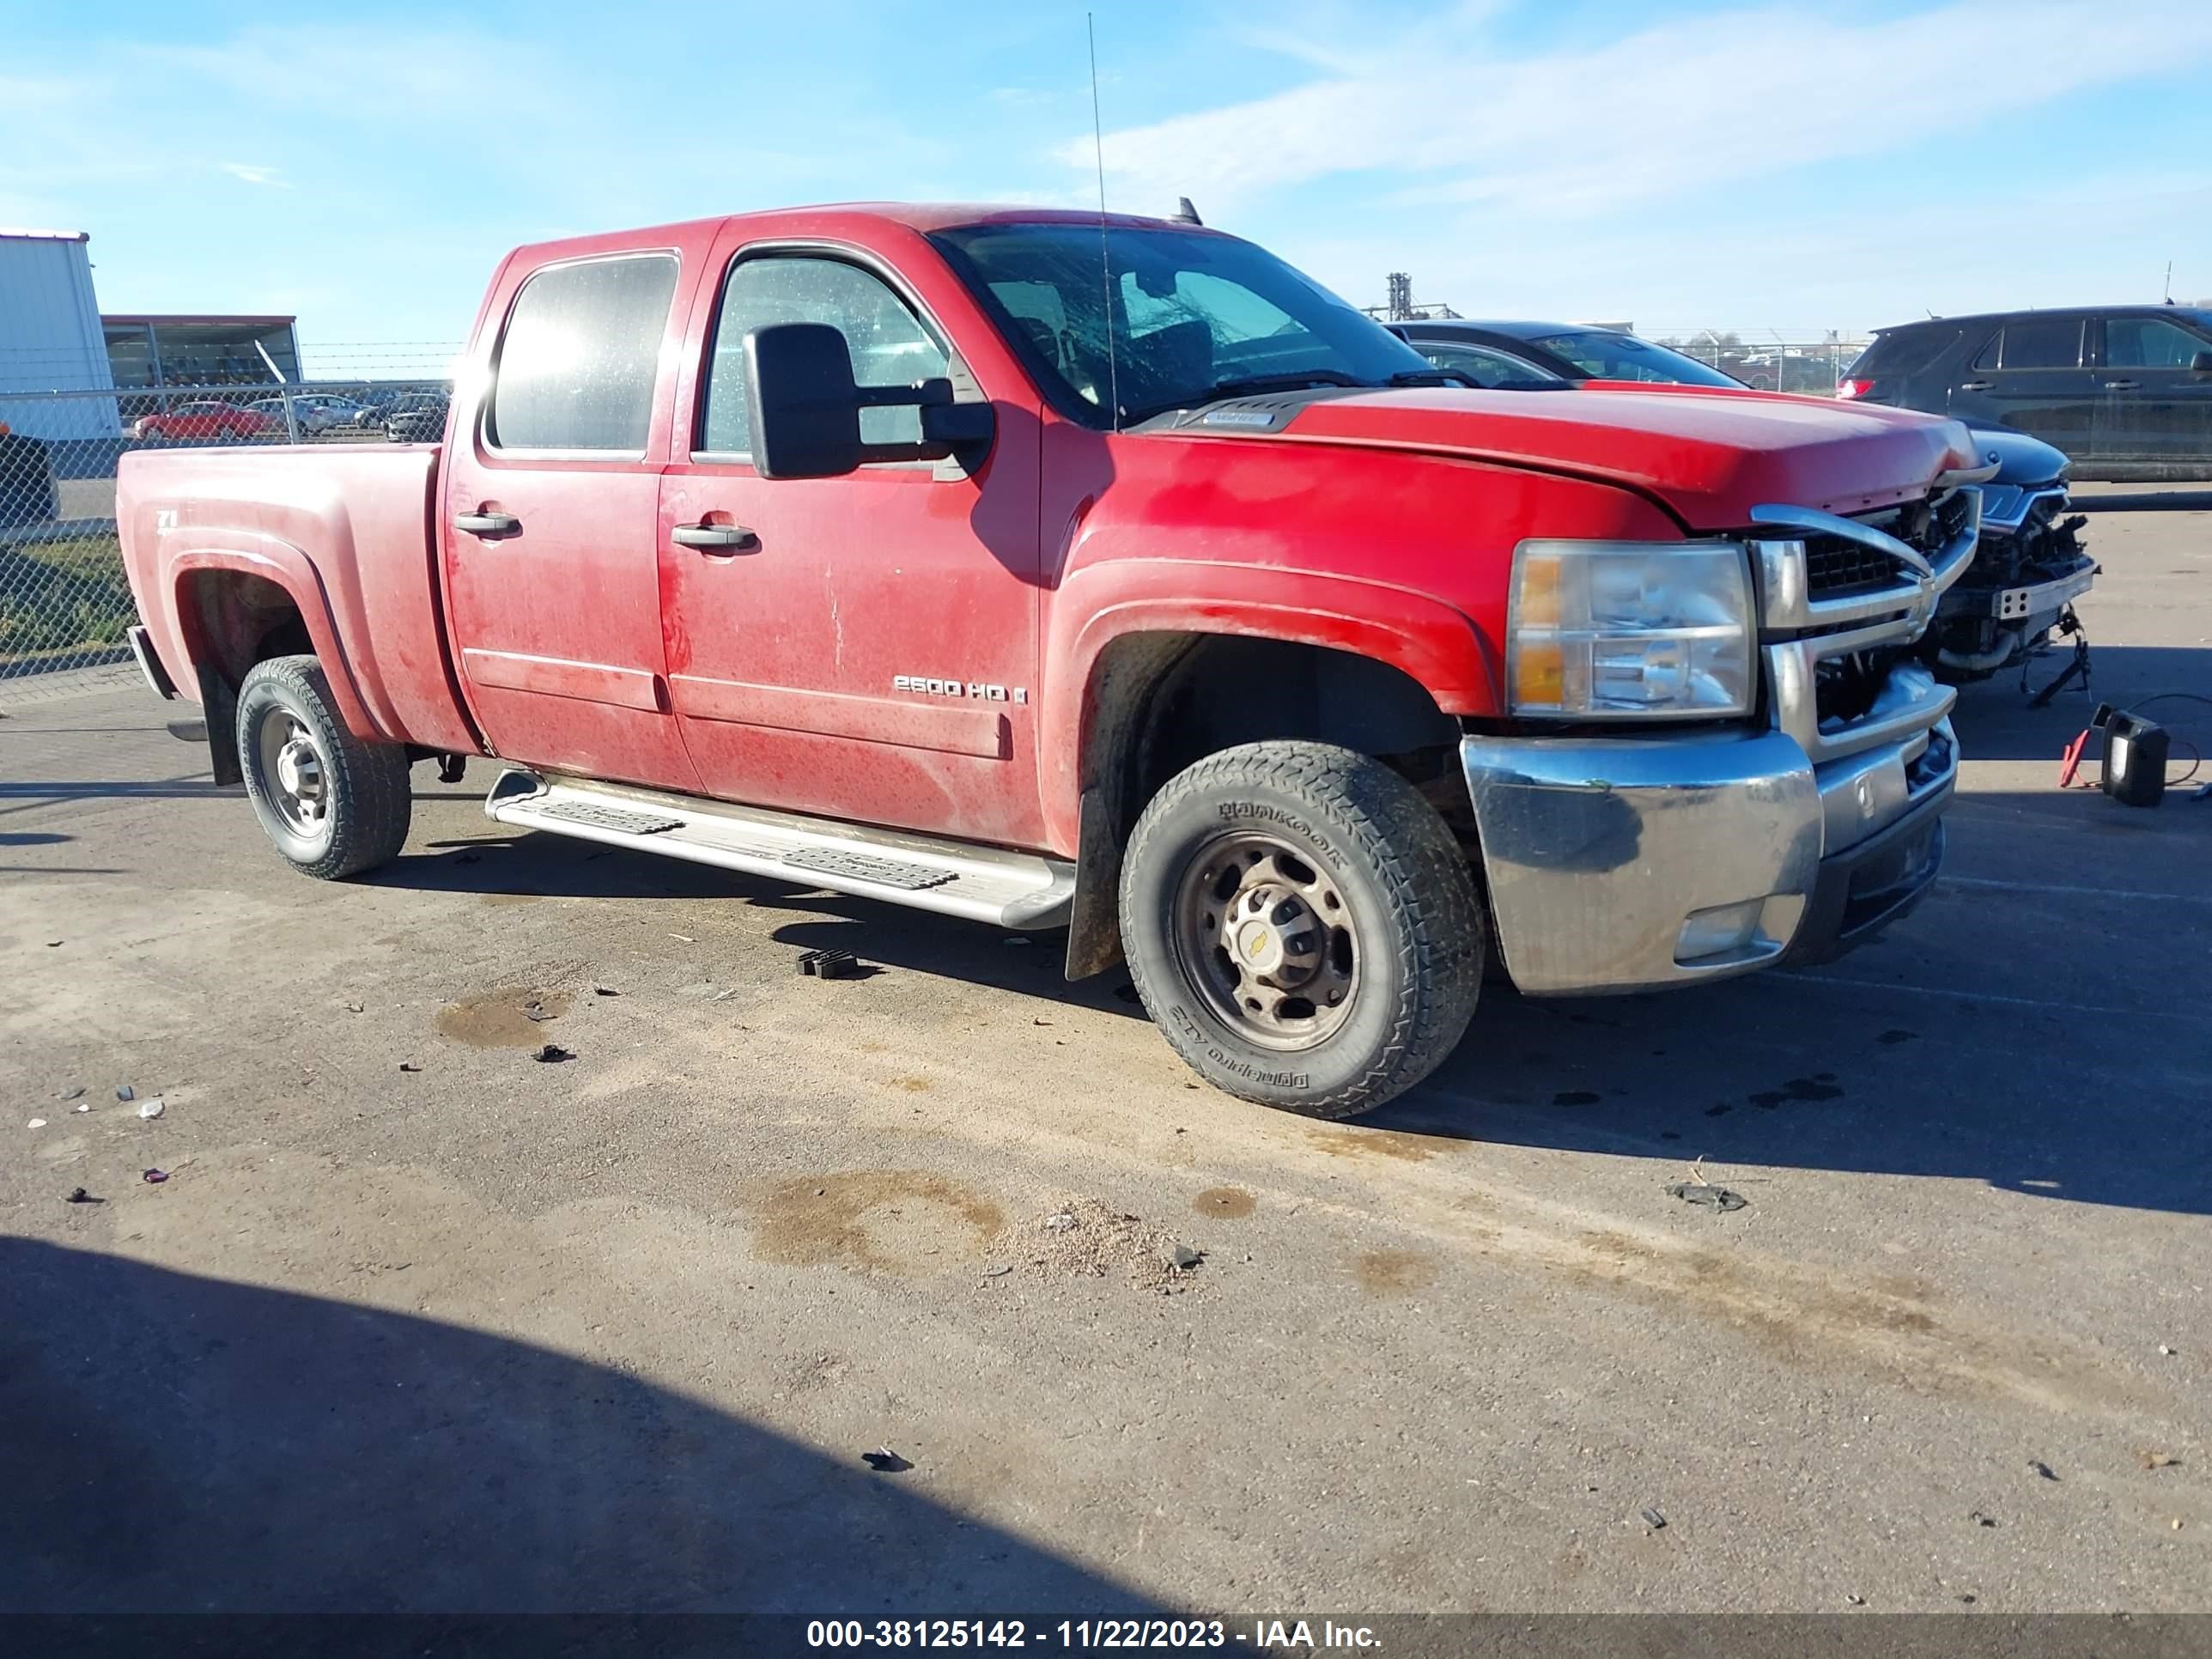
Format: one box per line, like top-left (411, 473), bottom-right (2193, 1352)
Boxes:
top-left (1119, 741), bottom-right (1484, 1118)
top-left (235, 654), bottom-right (412, 879)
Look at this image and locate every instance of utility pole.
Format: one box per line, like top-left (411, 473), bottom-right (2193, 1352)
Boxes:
top-left (1386, 272), bottom-right (1413, 322)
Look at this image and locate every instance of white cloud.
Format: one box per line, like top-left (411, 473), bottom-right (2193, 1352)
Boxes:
top-left (220, 163), bottom-right (291, 189)
top-left (1069, 0), bottom-right (2212, 217)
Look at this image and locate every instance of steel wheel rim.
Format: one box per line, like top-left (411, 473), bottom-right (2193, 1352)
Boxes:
top-left (1170, 830), bottom-right (1361, 1052)
top-left (259, 710), bottom-right (329, 838)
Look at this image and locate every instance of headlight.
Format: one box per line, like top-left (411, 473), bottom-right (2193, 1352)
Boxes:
top-left (1508, 539), bottom-right (1754, 720)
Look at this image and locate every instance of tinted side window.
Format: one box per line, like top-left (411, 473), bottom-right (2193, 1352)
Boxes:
top-left (701, 256), bottom-right (947, 455)
top-left (2106, 317), bottom-right (2207, 369)
top-left (1999, 318), bottom-right (2083, 369)
top-left (1417, 343), bottom-right (1559, 386)
top-left (489, 255), bottom-right (678, 452)
top-left (1852, 325), bottom-right (1960, 379)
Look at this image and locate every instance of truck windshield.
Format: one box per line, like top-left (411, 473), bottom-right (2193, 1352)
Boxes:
top-left (1524, 331), bottom-right (1741, 388)
top-left (931, 222), bottom-right (1439, 428)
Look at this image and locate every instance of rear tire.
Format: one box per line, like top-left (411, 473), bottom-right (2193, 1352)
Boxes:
top-left (1119, 741), bottom-right (1485, 1118)
top-left (235, 654), bottom-right (412, 879)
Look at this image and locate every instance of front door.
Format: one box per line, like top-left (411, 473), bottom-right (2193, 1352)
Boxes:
top-left (657, 240), bottom-right (1044, 849)
top-left (2093, 313), bottom-right (2212, 474)
top-left (442, 248), bottom-right (703, 791)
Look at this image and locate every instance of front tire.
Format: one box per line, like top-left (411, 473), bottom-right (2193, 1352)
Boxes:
top-left (236, 654), bottom-right (412, 879)
top-left (1119, 742), bottom-right (1485, 1118)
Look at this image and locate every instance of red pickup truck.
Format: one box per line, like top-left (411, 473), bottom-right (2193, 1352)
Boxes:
top-left (118, 204), bottom-right (1984, 1118)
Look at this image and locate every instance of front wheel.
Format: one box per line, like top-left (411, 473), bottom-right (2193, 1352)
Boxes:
top-left (1119, 742), bottom-right (1485, 1118)
top-left (236, 654), bottom-right (412, 879)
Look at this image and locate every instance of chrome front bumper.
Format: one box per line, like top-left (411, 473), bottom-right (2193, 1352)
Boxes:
top-left (1462, 495), bottom-right (1972, 995)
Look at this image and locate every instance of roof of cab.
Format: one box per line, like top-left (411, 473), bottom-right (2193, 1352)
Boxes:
top-left (506, 203), bottom-right (1198, 265)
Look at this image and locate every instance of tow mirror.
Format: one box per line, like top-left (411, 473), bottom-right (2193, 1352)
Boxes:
top-left (744, 322), bottom-right (995, 480)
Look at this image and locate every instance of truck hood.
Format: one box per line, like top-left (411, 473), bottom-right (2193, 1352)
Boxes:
top-left (1175, 385), bottom-right (1976, 531)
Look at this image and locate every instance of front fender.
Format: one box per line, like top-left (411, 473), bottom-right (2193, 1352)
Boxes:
top-left (1038, 560), bottom-right (1498, 851)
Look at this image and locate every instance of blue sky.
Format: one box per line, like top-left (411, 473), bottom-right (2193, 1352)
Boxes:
top-left (4, 0), bottom-right (2209, 368)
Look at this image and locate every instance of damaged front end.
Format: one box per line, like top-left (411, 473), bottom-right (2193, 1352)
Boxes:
top-left (1921, 427), bottom-right (2095, 683)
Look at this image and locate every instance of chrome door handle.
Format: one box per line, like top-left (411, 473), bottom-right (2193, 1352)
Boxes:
top-left (1958, 380), bottom-right (1992, 392)
top-left (453, 511), bottom-right (520, 536)
top-left (2102, 380), bottom-right (2139, 391)
top-left (672, 522), bottom-right (760, 553)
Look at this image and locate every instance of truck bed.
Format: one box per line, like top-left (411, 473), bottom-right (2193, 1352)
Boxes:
top-left (117, 441), bottom-right (477, 755)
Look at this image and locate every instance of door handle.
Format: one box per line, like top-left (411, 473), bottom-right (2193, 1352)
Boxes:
top-left (1958, 380), bottom-right (1992, 392)
top-left (2102, 380), bottom-right (2139, 391)
top-left (672, 522), bottom-right (760, 553)
top-left (454, 511), bottom-right (520, 536)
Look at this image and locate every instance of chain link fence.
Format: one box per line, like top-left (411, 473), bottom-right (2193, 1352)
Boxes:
top-left (0, 380), bottom-right (447, 702)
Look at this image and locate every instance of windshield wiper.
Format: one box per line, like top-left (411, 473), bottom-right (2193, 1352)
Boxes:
top-left (1121, 370), bottom-right (1364, 425)
top-left (1385, 368), bottom-right (1480, 388)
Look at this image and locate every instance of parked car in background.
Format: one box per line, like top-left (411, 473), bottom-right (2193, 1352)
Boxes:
top-left (378, 393), bottom-right (449, 442)
top-left (132, 401), bottom-right (283, 443)
top-left (245, 395), bottom-right (363, 436)
top-left (1838, 306), bottom-right (2212, 482)
top-left (1914, 425), bottom-right (2094, 681)
top-left (1390, 319), bottom-right (1745, 388)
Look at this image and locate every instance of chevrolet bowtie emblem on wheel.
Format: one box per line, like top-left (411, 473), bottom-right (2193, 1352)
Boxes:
top-left (892, 676), bottom-right (1028, 703)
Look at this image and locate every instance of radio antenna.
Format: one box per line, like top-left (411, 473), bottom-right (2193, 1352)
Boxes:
top-left (1088, 12), bottom-right (1121, 430)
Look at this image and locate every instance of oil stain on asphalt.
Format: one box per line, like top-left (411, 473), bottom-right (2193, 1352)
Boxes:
top-left (752, 1171), bottom-right (1005, 1276)
top-left (434, 988), bottom-right (574, 1048)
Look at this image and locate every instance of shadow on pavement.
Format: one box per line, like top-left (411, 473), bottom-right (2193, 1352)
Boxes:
top-left (0, 1238), bottom-right (1162, 1615)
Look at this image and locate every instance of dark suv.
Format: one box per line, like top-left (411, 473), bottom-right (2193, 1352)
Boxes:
top-left (1839, 306), bottom-right (2212, 482)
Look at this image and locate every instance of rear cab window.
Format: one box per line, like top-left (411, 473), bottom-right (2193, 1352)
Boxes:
top-left (1847, 325), bottom-right (1960, 380)
top-left (487, 253), bottom-right (681, 453)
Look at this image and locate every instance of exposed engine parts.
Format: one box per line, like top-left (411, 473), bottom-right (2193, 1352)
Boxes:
top-left (1924, 483), bottom-right (2096, 690)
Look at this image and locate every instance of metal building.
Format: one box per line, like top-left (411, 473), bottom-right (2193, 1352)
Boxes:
top-left (0, 228), bottom-right (120, 441)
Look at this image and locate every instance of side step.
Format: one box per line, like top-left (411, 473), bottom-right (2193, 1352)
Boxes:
top-left (483, 770), bottom-right (1076, 930)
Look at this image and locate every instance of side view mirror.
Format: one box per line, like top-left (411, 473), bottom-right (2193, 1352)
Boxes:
top-left (744, 322), bottom-right (995, 481)
top-left (2191, 350), bottom-right (2212, 375)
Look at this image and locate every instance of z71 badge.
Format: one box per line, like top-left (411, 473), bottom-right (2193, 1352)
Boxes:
top-left (893, 676), bottom-right (1027, 704)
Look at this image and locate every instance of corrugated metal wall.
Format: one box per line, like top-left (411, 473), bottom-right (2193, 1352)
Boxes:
top-left (0, 233), bottom-right (120, 441)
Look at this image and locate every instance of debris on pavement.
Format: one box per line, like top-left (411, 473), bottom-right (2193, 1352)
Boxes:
top-left (994, 1199), bottom-right (1198, 1291)
top-left (983, 1265), bottom-right (1012, 1279)
top-left (45, 939), bottom-right (62, 947)
top-left (65, 1188), bottom-right (100, 1205)
top-left (27, 1118), bottom-right (46, 1129)
top-left (142, 1169), bottom-right (169, 1184)
top-left (344, 1000), bottom-right (365, 1014)
top-left (2158, 1344), bottom-right (2176, 1356)
top-left (399, 1061), bottom-right (422, 1073)
top-left (1666, 1182), bottom-right (1747, 1212)
top-left (115, 1085), bottom-right (134, 1102)
top-left (534, 1044), bottom-right (576, 1063)
top-left (593, 984), bottom-right (621, 996)
top-left (1043, 1211), bottom-right (1079, 1233)
top-left (2139, 1451), bottom-right (2181, 1470)
top-left (137, 1097), bottom-right (165, 1120)
top-left (798, 948), bottom-right (862, 979)
top-left (1639, 1507), bottom-right (1667, 1530)
top-left (74, 1103), bottom-right (89, 1113)
top-left (862, 1447), bottom-right (914, 1474)
top-left (1168, 1243), bottom-right (1203, 1271)
top-left (1845, 1595), bottom-right (1865, 1607)
top-left (667, 933), bottom-right (696, 943)
top-left (1970, 1510), bottom-right (1998, 1528)
top-left (58, 1085), bottom-right (84, 1101)
top-left (2030, 1460), bottom-right (2058, 1481)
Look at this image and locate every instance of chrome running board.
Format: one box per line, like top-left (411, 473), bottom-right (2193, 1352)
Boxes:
top-left (483, 770), bottom-right (1075, 929)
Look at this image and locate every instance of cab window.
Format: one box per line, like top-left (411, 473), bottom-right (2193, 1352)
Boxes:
top-left (700, 254), bottom-right (948, 456)
top-left (2105, 317), bottom-right (2208, 369)
top-left (488, 253), bottom-right (678, 452)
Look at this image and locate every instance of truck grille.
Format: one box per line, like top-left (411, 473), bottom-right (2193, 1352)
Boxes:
top-left (1804, 538), bottom-right (1897, 597)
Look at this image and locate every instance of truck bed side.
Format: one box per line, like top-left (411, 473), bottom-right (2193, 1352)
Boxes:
top-left (117, 443), bottom-right (479, 755)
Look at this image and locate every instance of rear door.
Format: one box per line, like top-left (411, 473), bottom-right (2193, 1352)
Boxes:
top-left (655, 234), bottom-right (1045, 849)
top-left (441, 246), bottom-right (706, 791)
top-left (1957, 314), bottom-right (2097, 459)
top-left (2092, 312), bottom-right (2212, 475)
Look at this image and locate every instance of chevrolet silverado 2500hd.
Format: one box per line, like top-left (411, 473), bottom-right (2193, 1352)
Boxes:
top-left (118, 205), bottom-right (1985, 1118)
